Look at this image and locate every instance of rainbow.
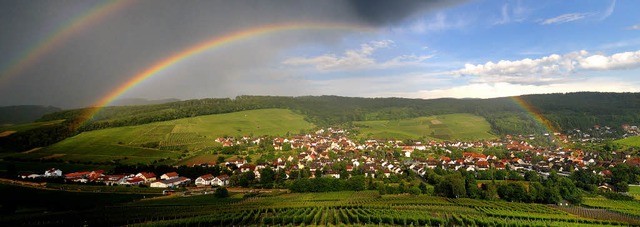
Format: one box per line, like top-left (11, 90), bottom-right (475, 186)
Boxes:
top-left (77, 22), bottom-right (370, 125)
top-left (510, 96), bottom-right (559, 133)
top-left (0, 0), bottom-right (131, 86)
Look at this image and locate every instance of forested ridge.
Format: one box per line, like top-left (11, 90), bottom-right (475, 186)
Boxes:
top-left (2, 92), bottom-right (640, 151)
top-left (41, 92), bottom-right (640, 133)
top-left (0, 105), bottom-right (61, 124)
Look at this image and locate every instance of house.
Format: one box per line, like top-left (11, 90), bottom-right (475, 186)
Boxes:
top-left (212, 174), bottom-right (229, 186)
top-left (100, 174), bottom-right (128, 186)
top-left (124, 177), bottom-right (145, 185)
top-left (64, 171), bottom-right (91, 183)
top-left (195, 174), bottom-right (215, 186)
top-left (160, 172), bottom-right (179, 180)
top-left (240, 164), bottom-right (256, 172)
top-left (326, 170), bottom-right (340, 179)
top-left (19, 172), bottom-right (41, 179)
top-left (136, 172), bottom-right (157, 183)
top-left (150, 177), bottom-right (191, 188)
top-left (89, 170), bottom-right (105, 181)
top-left (44, 168), bottom-right (62, 177)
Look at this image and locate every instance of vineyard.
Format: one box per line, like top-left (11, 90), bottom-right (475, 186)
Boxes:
top-left (3, 190), bottom-right (637, 226)
top-left (8, 109), bottom-right (314, 165)
top-left (582, 197), bottom-right (640, 218)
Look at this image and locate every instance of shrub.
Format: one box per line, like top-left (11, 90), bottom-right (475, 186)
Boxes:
top-left (214, 187), bottom-right (229, 198)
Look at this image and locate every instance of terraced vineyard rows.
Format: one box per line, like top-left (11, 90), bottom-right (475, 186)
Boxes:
top-left (582, 197), bottom-right (640, 218)
top-left (3, 191), bottom-right (637, 226)
top-left (159, 132), bottom-right (205, 150)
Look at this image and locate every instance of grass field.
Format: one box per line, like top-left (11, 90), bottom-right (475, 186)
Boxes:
top-left (9, 109), bottom-right (314, 165)
top-left (2, 189), bottom-right (635, 226)
top-left (354, 113), bottom-right (496, 141)
top-left (629, 185), bottom-right (640, 199)
top-left (615, 136), bottom-right (640, 147)
top-left (0, 120), bottom-right (65, 136)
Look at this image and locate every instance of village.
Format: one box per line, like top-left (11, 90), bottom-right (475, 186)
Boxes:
top-left (17, 126), bottom-right (639, 192)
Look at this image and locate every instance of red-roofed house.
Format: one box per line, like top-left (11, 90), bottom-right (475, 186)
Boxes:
top-left (136, 172), bottom-right (157, 183)
top-left (125, 177), bottom-right (145, 185)
top-left (195, 174), bottom-right (215, 186)
top-left (213, 174), bottom-right (229, 186)
top-left (161, 172), bottom-right (179, 180)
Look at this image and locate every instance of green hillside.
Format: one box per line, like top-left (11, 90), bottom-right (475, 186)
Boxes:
top-left (354, 113), bottom-right (496, 140)
top-left (615, 136), bottom-right (640, 147)
top-left (13, 109), bottom-right (314, 165)
top-left (5, 92), bottom-right (640, 152)
top-left (0, 120), bottom-right (64, 134)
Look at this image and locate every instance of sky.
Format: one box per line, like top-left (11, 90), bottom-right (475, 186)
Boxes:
top-left (1, 0), bottom-right (639, 109)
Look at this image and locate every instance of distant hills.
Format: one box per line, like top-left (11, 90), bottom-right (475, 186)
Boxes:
top-left (2, 92), bottom-right (640, 152)
top-left (39, 92), bottom-right (640, 135)
top-left (0, 105), bottom-right (61, 125)
top-left (108, 98), bottom-right (180, 106)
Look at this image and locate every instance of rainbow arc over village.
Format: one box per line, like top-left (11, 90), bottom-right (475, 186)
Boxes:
top-left (77, 22), bottom-right (372, 126)
top-left (510, 96), bottom-right (559, 133)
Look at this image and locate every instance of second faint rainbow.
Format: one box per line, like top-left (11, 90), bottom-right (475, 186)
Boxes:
top-left (78, 22), bottom-right (370, 125)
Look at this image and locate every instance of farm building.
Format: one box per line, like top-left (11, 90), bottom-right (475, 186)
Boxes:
top-left (150, 177), bottom-right (191, 188)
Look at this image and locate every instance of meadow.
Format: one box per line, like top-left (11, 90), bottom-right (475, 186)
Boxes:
top-left (615, 135), bottom-right (640, 147)
top-left (629, 185), bottom-right (640, 199)
top-left (9, 109), bottom-right (314, 165)
top-left (0, 120), bottom-right (64, 136)
top-left (354, 113), bottom-right (497, 141)
top-left (3, 188), bottom-right (637, 226)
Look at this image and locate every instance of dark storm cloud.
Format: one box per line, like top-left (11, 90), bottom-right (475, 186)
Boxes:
top-left (0, 0), bottom-right (465, 108)
top-left (347, 0), bottom-right (466, 25)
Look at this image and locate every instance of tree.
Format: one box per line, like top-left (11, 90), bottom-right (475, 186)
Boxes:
top-left (494, 170), bottom-right (507, 181)
top-left (483, 183), bottom-right (499, 200)
top-left (524, 171), bottom-right (540, 182)
top-left (239, 171), bottom-right (255, 187)
top-left (507, 170), bottom-right (524, 181)
top-left (418, 182), bottom-right (429, 195)
top-left (528, 182), bottom-right (546, 203)
top-left (557, 177), bottom-right (582, 204)
top-left (543, 184), bottom-right (562, 204)
top-left (463, 171), bottom-right (481, 198)
top-left (260, 166), bottom-right (275, 187)
top-left (611, 164), bottom-right (633, 192)
top-left (435, 172), bottom-right (466, 198)
top-left (214, 187), bottom-right (229, 198)
top-left (346, 175), bottom-right (365, 191)
top-left (216, 156), bottom-right (226, 164)
top-left (315, 168), bottom-right (323, 178)
top-left (408, 186), bottom-right (422, 195)
top-left (570, 169), bottom-right (599, 192)
top-left (497, 182), bottom-right (527, 202)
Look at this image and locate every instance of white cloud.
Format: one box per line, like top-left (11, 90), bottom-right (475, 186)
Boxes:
top-left (408, 12), bottom-right (467, 33)
top-left (493, 2), bottom-right (529, 25)
top-left (600, 0), bottom-right (616, 20)
top-left (580, 51), bottom-right (640, 70)
top-left (541, 13), bottom-right (591, 25)
top-left (628, 24), bottom-right (640, 30)
top-left (392, 80), bottom-right (639, 100)
top-left (454, 50), bottom-right (640, 85)
top-left (494, 4), bottom-right (511, 25)
top-left (282, 40), bottom-right (433, 70)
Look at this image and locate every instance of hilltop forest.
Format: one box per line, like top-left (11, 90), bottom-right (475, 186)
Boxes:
top-left (1, 92), bottom-right (639, 152)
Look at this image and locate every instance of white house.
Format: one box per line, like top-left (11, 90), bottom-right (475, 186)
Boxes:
top-left (195, 174), bottom-right (215, 186)
top-left (212, 174), bottom-right (229, 186)
top-left (44, 168), bottom-right (62, 177)
top-left (160, 172), bottom-right (179, 180)
top-left (150, 177), bottom-right (191, 188)
top-left (136, 172), bottom-right (157, 183)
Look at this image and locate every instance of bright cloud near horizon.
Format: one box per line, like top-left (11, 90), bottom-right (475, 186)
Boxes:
top-left (0, 0), bottom-right (639, 109)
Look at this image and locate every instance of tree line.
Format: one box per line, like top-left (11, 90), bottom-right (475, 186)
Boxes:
top-left (3, 92), bottom-right (640, 152)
